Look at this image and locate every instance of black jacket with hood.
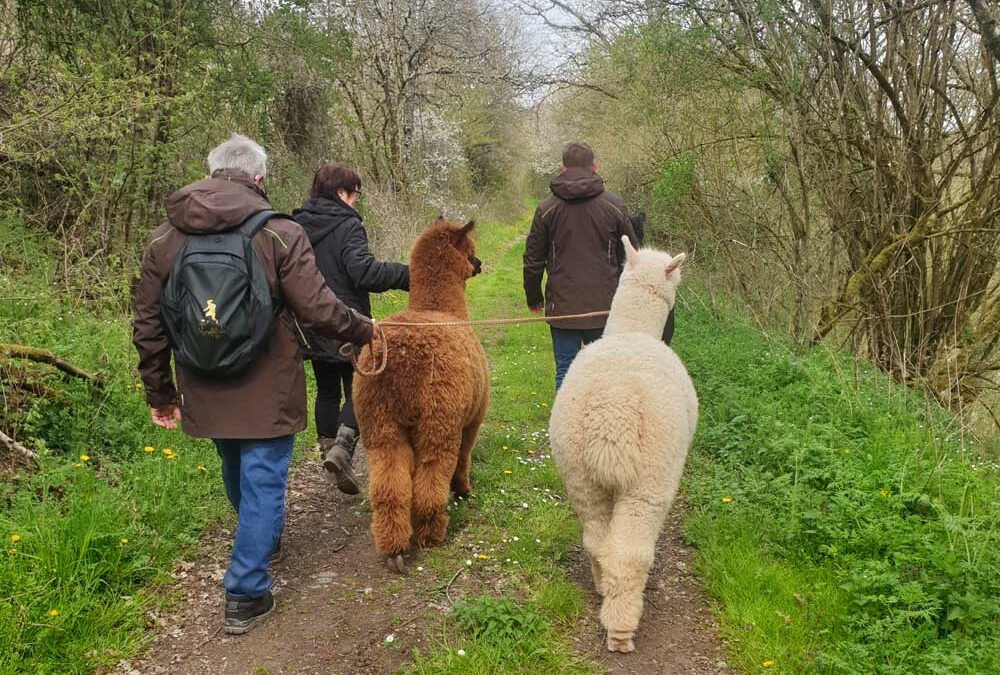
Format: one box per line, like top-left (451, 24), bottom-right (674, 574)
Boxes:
top-left (292, 196), bottom-right (409, 361)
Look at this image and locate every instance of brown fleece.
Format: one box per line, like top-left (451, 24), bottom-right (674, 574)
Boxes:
top-left (354, 218), bottom-right (490, 556)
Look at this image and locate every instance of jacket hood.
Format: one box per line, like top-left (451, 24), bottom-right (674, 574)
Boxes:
top-left (293, 197), bottom-right (361, 245)
top-left (164, 173), bottom-right (271, 234)
top-left (550, 167), bottom-right (605, 201)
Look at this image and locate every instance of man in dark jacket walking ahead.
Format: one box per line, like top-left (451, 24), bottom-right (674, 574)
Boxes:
top-left (133, 134), bottom-right (374, 635)
top-left (293, 163), bottom-right (409, 494)
top-left (523, 142), bottom-right (638, 390)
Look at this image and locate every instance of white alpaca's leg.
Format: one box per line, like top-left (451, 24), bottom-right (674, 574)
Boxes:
top-left (576, 490), bottom-right (614, 595)
top-left (598, 492), bottom-right (669, 653)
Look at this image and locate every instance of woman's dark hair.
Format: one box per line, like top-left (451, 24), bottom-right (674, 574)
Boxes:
top-left (310, 163), bottom-right (362, 200)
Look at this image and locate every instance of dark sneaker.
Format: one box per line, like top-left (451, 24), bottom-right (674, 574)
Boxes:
top-left (224, 591), bottom-right (275, 635)
top-left (270, 537), bottom-right (284, 564)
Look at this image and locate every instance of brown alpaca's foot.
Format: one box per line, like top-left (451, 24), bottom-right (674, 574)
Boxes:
top-left (413, 511), bottom-right (448, 548)
top-left (607, 632), bottom-right (635, 653)
top-left (386, 554), bottom-right (407, 574)
top-left (450, 478), bottom-right (471, 498)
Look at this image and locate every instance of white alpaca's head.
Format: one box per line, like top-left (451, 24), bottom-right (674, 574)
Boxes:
top-left (604, 236), bottom-right (686, 337)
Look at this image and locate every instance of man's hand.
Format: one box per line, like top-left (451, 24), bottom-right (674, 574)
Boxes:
top-left (529, 304), bottom-right (544, 315)
top-left (150, 404), bottom-right (182, 430)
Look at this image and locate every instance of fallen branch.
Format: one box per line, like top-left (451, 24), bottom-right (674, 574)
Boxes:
top-left (0, 431), bottom-right (37, 461)
top-left (0, 344), bottom-right (104, 387)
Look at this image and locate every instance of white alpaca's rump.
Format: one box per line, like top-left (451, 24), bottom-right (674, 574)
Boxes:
top-left (549, 242), bottom-right (698, 654)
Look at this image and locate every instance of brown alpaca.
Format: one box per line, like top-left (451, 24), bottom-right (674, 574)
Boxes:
top-left (353, 218), bottom-right (490, 572)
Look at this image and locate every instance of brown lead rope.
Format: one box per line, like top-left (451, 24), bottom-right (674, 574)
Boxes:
top-left (341, 310), bottom-right (612, 377)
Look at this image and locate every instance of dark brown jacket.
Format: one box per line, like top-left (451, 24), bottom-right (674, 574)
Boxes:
top-left (523, 168), bottom-right (637, 329)
top-left (132, 173), bottom-right (374, 439)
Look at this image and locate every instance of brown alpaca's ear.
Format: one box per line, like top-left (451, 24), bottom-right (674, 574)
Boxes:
top-left (665, 252), bottom-right (686, 277)
top-left (453, 220), bottom-right (475, 241)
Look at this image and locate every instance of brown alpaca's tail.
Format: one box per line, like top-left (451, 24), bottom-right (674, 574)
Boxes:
top-left (367, 424), bottom-right (415, 556)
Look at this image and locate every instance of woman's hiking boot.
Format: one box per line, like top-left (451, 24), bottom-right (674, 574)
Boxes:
top-left (322, 424), bottom-right (359, 495)
top-left (224, 590), bottom-right (275, 635)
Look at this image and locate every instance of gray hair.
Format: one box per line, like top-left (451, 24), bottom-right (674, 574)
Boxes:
top-left (207, 133), bottom-right (267, 178)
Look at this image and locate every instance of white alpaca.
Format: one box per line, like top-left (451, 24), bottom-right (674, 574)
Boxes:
top-left (549, 237), bottom-right (698, 654)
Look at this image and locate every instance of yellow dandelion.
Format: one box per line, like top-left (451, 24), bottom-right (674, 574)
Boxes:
top-left (722, 497), bottom-right (733, 504)
top-left (9, 534), bottom-right (20, 543)
top-left (120, 538), bottom-right (129, 545)
top-left (527, 449), bottom-right (536, 455)
top-left (135, 383), bottom-right (143, 390)
top-left (879, 489), bottom-right (890, 498)
top-left (165, 454), bottom-right (176, 461)
top-left (143, 446), bottom-right (155, 453)
top-left (477, 554), bottom-right (488, 559)
top-left (501, 445), bottom-right (509, 451)
top-left (48, 609), bottom-right (59, 618)
top-left (762, 660), bottom-right (775, 668)
top-left (197, 465), bottom-right (207, 472)
top-left (503, 470), bottom-right (513, 475)
top-left (161, 448), bottom-right (172, 455)
top-left (79, 454), bottom-right (90, 462)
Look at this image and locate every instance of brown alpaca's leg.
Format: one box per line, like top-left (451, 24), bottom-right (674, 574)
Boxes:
top-left (411, 423), bottom-right (461, 548)
top-left (367, 423), bottom-right (415, 559)
top-left (598, 492), bottom-right (668, 653)
top-left (451, 415), bottom-right (483, 498)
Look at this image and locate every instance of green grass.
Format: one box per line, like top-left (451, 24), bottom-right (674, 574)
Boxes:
top-left (0, 217), bottom-right (232, 673)
top-left (674, 293), bottom-right (1000, 673)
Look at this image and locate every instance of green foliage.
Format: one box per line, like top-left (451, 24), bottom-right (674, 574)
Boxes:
top-left (676, 292), bottom-right (1000, 673)
top-left (651, 151), bottom-right (698, 216)
top-left (450, 595), bottom-right (545, 644)
top-left (0, 217), bottom-right (229, 673)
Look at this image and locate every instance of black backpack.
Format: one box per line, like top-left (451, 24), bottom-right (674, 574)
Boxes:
top-left (160, 210), bottom-right (288, 378)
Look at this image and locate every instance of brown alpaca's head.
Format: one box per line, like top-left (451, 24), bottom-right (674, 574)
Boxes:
top-left (408, 217), bottom-right (481, 314)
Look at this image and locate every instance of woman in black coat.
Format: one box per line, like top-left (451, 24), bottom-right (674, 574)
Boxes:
top-left (294, 164), bottom-right (409, 494)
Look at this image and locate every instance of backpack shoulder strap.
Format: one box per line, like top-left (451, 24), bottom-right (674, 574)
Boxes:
top-left (240, 210), bottom-right (293, 239)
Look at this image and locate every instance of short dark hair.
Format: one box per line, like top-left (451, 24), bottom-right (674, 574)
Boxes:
top-left (562, 142), bottom-right (595, 169)
top-left (310, 163), bottom-right (362, 200)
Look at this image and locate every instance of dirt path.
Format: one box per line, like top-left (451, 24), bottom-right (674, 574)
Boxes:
top-left (123, 457), bottom-right (737, 675)
top-left (571, 503), bottom-right (738, 675)
top-left (123, 453), bottom-right (446, 675)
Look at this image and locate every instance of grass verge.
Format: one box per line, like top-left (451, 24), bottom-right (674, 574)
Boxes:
top-left (675, 292), bottom-right (1000, 674)
top-left (1, 218), bottom-right (231, 673)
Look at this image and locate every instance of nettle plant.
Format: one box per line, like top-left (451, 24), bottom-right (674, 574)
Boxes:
top-left (450, 595), bottom-right (546, 645)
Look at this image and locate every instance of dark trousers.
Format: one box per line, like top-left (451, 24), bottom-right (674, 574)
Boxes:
top-left (550, 309), bottom-right (675, 391)
top-left (311, 359), bottom-right (357, 438)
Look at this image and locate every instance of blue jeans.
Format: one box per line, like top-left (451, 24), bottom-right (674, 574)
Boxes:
top-left (213, 435), bottom-right (294, 598)
top-left (551, 326), bottom-right (604, 390)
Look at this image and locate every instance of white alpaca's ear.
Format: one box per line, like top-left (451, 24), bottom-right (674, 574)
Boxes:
top-left (665, 252), bottom-right (686, 277)
top-left (622, 235), bottom-right (639, 268)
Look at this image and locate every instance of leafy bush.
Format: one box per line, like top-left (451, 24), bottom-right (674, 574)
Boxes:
top-left (450, 595), bottom-right (546, 645)
top-left (677, 290), bottom-right (1000, 673)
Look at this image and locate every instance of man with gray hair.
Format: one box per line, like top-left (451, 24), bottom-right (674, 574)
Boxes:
top-left (133, 133), bottom-right (374, 634)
